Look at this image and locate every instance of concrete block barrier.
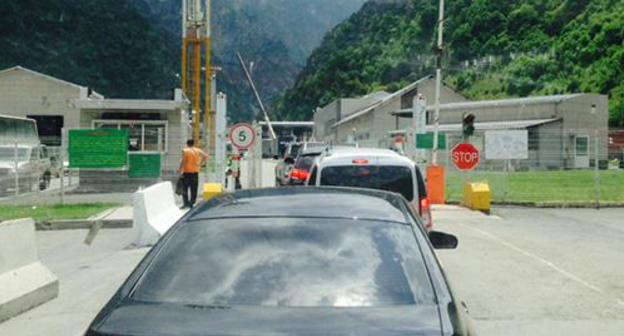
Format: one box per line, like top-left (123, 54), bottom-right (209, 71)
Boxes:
top-left (0, 218), bottom-right (59, 323)
top-left (132, 181), bottom-right (186, 247)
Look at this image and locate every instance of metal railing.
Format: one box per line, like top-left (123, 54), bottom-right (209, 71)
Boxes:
top-left (0, 142), bottom-right (79, 201)
top-left (436, 129), bottom-right (623, 206)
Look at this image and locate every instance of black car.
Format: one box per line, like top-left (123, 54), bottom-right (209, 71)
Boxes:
top-left (288, 147), bottom-right (325, 185)
top-left (86, 187), bottom-right (475, 336)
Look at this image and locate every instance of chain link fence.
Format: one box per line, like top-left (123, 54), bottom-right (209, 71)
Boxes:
top-left (434, 128), bottom-right (624, 206)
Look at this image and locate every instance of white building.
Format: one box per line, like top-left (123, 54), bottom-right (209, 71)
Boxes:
top-left (0, 66), bottom-right (103, 146)
top-left (0, 66), bottom-right (190, 192)
top-left (392, 94), bottom-right (609, 169)
top-left (314, 75), bottom-right (467, 148)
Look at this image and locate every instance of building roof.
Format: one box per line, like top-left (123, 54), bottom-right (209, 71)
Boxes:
top-left (392, 94), bottom-right (583, 117)
top-left (361, 91), bottom-right (391, 100)
top-left (0, 113), bottom-right (37, 122)
top-left (332, 75), bottom-right (433, 128)
top-left (422, 118), bottom-right (560, 132)
top-left (0, 66), bottom-right (96, 93)
top-left (259, 121), bottom-right (314, 127)
top-left (76, 98), bottom-right (187, 111)
top-left (338, 91), bottom-right (391, 117)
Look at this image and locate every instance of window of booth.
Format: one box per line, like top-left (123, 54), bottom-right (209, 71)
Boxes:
top-left (93, 120), bottom-right (168, 153)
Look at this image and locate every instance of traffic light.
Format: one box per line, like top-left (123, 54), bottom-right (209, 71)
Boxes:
top-left (462, 113), bottom-right (475, 138)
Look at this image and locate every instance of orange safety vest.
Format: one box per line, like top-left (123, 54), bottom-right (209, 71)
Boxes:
top-left (182, 147), bottom-right (203, 173)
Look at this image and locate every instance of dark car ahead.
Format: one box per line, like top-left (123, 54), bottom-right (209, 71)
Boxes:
top-left (288, 146), bottom-right (325, 185)
top-left (274, 143), bottom-right (324, 186)
top-left (86, 188), bottom-right (475, 336)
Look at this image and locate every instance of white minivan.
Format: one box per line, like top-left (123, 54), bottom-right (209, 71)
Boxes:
top-left (308, 147), bottom-right (433, 230)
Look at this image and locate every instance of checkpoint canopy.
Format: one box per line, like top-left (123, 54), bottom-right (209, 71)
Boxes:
top-left (72, 91), bottom-right (189, 193)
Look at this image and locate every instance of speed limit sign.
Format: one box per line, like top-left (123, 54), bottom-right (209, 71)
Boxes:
top-left (229, 123), bottom-right (257, 150)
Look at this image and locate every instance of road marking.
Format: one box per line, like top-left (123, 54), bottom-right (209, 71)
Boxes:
top-left (458, 223), bottom-right (624, 308)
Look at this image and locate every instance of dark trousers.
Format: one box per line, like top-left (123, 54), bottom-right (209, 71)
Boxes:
top-left (182, 173), bottom-right (199, 207)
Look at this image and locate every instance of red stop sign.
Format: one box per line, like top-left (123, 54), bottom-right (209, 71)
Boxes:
top-left (451, 143), bottom-right (480, 171)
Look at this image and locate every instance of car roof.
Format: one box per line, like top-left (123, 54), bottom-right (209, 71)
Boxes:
top-left (189, 187), bottom-right (410, 224)
top-left (319, 147), bottom-right (414, 166)
top-left (298, 146), bottom-right (326, 155)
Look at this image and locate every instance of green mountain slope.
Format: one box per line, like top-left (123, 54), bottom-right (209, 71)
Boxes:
top-left (0, 0), bottom-right (178, 99)
top-left (138, 0), bottom-right (365, 122)
top-left (0, 0), bottom-right (364, 121)
top-left (276, 0), bottom-right (624, 127)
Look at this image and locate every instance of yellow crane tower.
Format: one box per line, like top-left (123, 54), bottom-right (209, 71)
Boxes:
top-left (181, 0), bottom-right (213, 165)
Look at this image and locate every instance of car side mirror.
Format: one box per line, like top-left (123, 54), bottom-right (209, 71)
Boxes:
top-left (429, 231), bottom-right (458, 249)
top-left (284, 157), bottom-right (295, 165)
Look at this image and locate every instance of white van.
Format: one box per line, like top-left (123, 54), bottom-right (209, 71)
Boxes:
top-left (0, 115), bottom-right (53, 194)
top-left (0, 144), bottom-right (52, 193)
top-left (309, 147), bottom-right (433, 230)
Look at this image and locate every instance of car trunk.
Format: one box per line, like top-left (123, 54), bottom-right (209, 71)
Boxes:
top-left (94, 302), bottom-right (443, 336)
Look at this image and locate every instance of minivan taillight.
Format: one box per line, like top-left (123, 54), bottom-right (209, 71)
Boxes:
top-left (420, 197), bottom-right (433, 230)
top-left (290, 168), bottom-right (309, 181)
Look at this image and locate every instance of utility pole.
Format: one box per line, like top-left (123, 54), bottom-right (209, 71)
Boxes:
top-left (236, 52), bottom-right (277, 140)
top-left (204, 1), bottom-right (215, 180)
top-left (425, 0), bottom-right (447, 206)
top-left (431, 0), bottom-right (445, 165)
top-left (181, 0), bottom-right (212, 164)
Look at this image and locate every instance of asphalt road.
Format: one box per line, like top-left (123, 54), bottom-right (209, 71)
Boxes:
top-left (0, 229), bottom-right (147, 336)
top-left (435, 206), bottom-right (624, 335)
top-left (1, 204), bottom-right (622, 335)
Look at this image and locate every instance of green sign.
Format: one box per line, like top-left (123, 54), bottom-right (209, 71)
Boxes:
top-left (128, 153), bottom-right (161, 178)
top-left (69, 129), bottom-right (128, 168)
top-left (416, 133), bottom-right (447, 149)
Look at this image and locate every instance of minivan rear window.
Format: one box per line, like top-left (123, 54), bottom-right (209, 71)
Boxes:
top-left (320, 165), bottom-right (414, 201)
top-left (294, 155), bottom-right (317, 171)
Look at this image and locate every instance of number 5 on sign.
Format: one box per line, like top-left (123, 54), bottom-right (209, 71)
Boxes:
top-left (229, 123), bottom-right (257, 150)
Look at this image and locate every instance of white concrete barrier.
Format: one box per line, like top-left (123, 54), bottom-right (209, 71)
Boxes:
top-left (0, 218), bottom-right (59, 323)
top-left (132, 181), bottom-right (186, 247)
top-left (240, 159), bottom-right (277, 189)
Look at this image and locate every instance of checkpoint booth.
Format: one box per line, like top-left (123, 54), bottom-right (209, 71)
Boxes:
top-left (73, 90), bottom-right (189, 193)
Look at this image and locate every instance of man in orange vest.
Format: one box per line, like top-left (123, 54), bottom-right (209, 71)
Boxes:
top-left (178, 139), bottom-right (208, 209)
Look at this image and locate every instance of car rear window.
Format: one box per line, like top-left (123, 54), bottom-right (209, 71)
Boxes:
top-left (289, 144), bottom-right (301, 157)
top-left (415, 166), bottom-right (427, 199)
top-left (294, 155), bottom-right (318, 170)
top-left (131, 217), bottom-right (435, 308)
top-left (320, 165), bottom-right (414, 201)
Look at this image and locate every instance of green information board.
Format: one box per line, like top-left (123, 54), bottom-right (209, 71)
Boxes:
top-left (69, 129), bottom-right (128, 168)
top-left (416, 133), bottom-right (447, 149)
top-left (128, 153), bottom-right (162, 178)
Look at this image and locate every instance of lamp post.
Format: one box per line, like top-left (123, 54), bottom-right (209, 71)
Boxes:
top-left (431, 0), bottom-right (445, 165)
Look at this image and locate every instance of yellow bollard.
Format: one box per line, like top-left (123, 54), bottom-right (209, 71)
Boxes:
top-left (463, 182), bottom-right (491, 214)
top-left (203, 183), bottom-right (225, 201)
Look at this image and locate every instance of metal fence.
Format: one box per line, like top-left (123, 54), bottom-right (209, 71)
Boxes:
top-left (0, 142), bottom-right (79, 200)
top-left (435, 129), bottom-right (624, 206)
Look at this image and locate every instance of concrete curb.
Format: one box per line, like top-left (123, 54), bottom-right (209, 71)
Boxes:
top-left (445, 200), bottom-right (624, 209)
top-left (35, 207), bottom-right (132, 231)
top-left (0, 218), bottom-right (59, 323)
top-left (36, 219), bottom-right (132, 231)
